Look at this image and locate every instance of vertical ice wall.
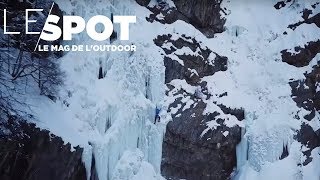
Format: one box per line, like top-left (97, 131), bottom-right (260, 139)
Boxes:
top-left (51, 0), bottom-right (166, 179)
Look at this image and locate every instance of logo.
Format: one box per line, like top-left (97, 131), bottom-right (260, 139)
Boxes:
top-left (3, 3), bottom-right (136, 52)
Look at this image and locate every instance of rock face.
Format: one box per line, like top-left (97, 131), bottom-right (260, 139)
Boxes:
top-left (0, 115), bottom-right (87, 180)
top-left (281, 40), bottom-right (320, 67)
top-left (135, 0), bottom-right (151, 6)
top-left (171, 0), bottom-right (226, 37)
top-left (154, 34), bottom-right (227, 85)
top-left (154, 33), bottom-right (243, 180)
top-left (277, 1), bottom-right (320, 167)
top-left (288, 62), bottom-right (320, 165)
top-left (146, 1), bottom-right (242, 179)
top-left (162, 100), bottom-right (242, 180)
top-left (138, 0), bottom-right (226, 38)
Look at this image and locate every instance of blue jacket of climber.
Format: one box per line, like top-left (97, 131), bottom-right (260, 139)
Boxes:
top-left (154, 107), bottom-right (161, 124)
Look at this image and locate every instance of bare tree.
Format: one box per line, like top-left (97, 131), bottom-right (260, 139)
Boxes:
top-left (0, 34), bottom-right (63, 114)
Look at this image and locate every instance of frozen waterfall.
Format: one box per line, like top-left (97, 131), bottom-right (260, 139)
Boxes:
top-left (51, 0), bottom-right (167, 179)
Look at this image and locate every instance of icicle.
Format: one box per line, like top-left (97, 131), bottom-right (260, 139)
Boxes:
top-left (110, 13), bottom-right (117, 44)
top-left (98, 60), bottom-right (104, 79)
top-left (236, 126), bottom-right (249, 169)
top-left (279, 144), bottom-right (289, 160)
top-left (82, 145), bottom-right (93, 180)
top-left (145, 73), bottom-right (152, 101)
top-left (232, 126), bottom-right (249, 180)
